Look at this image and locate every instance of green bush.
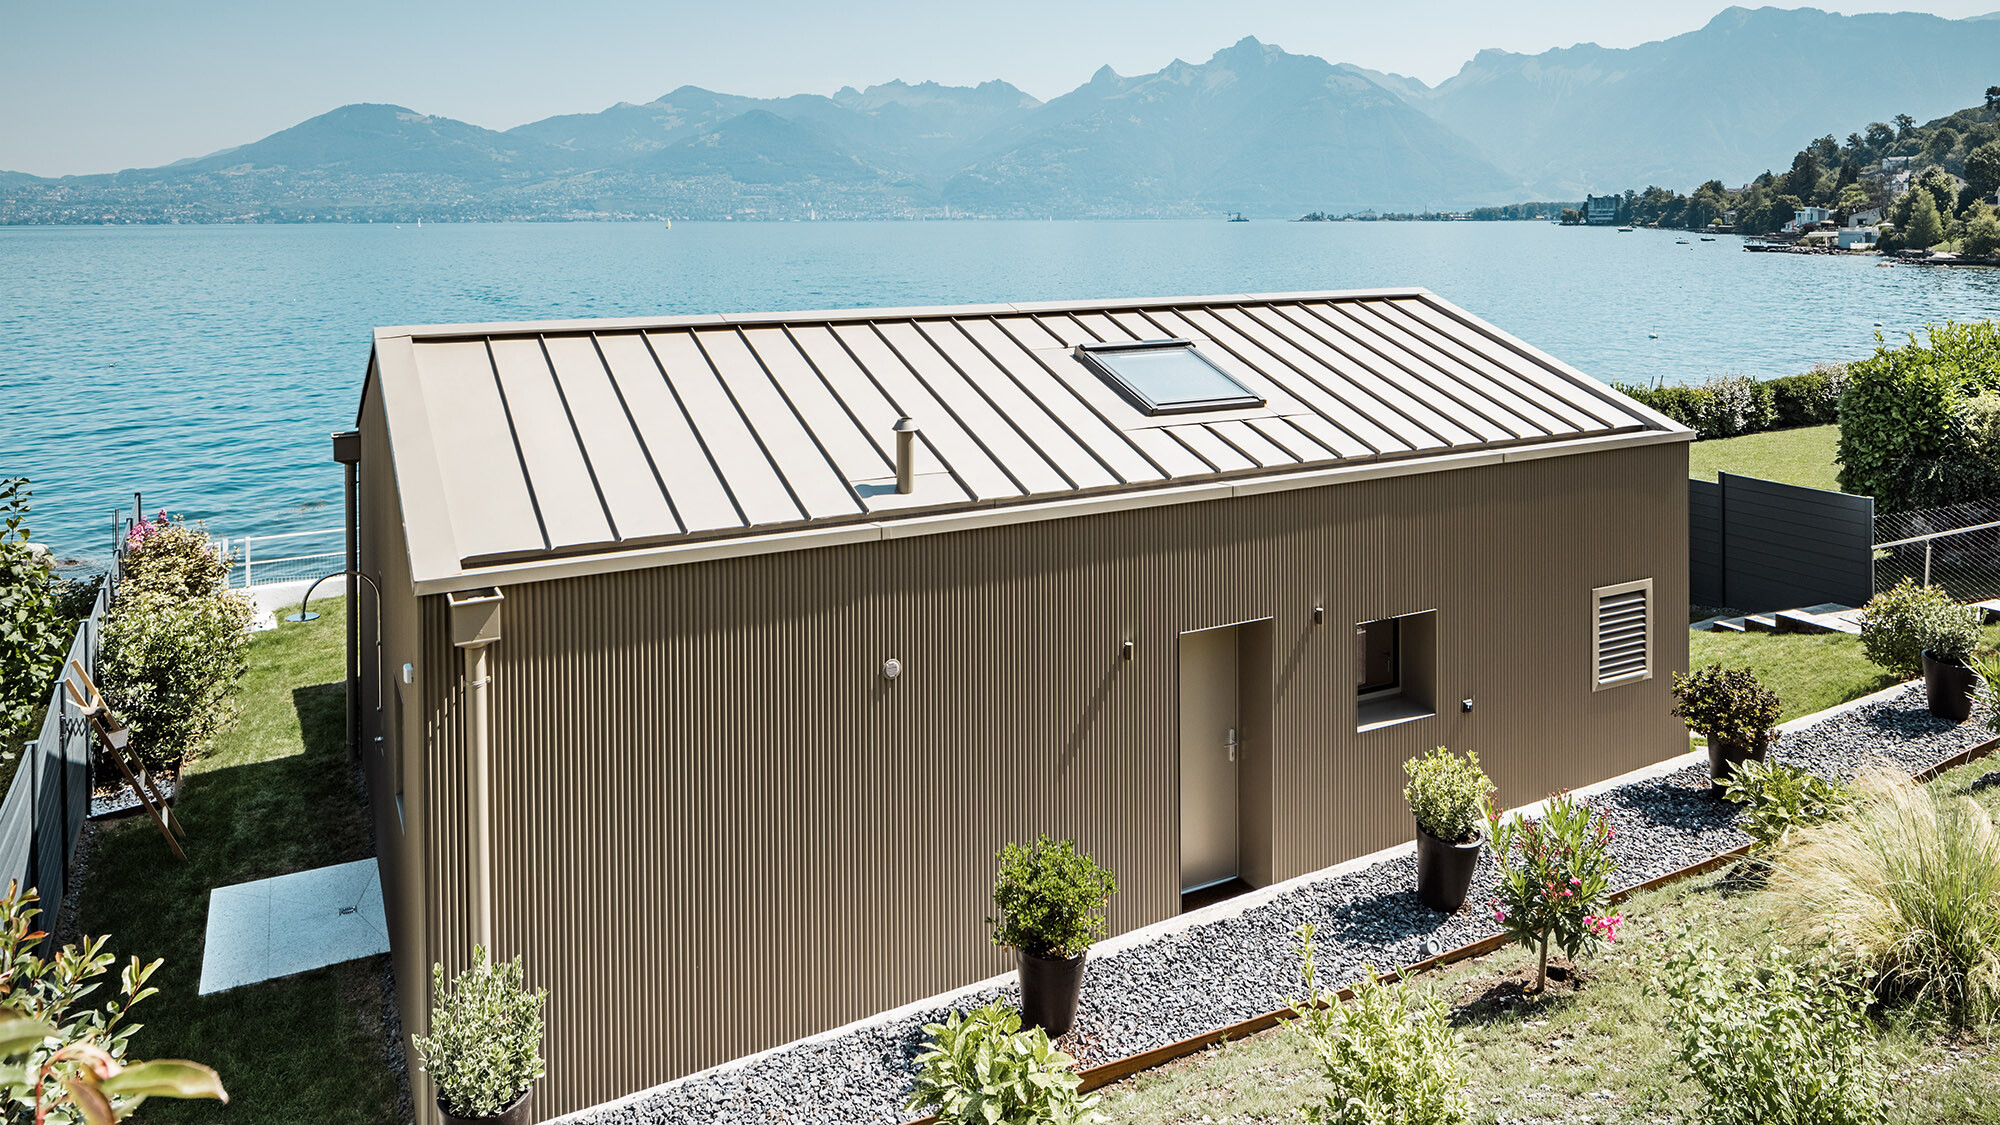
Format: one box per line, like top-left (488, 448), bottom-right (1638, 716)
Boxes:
top-left (1766, 364), bottom-right (1847, 428)
top-left (1963, 392), bottom-right (2000, 468)
top-left (1692, 375), bottom-right (1778, 439)
top-left (1837, 321), bottom-right (2000, 510)
top-left (1976, 650), bottom-right (2000, 736)
top-left (1669, 664), bottom-right (1783, 747)
top-left (1859, 578), bottom-right (1983, 674)
top-left (1487, 792), bottom-right (1620, 991)
top-left (1770, 770), bottom-right (2000, 1027)
top-left (0, 879), bottom-right (228, 1123)
top-left (1402, 746), bottom-right (1492, 844)
top-left (412, 946), bottom-right (547, 1119)
top-left (989, 837), bottom-right (1118, 960)
top-left (1285, 924), bottom-right (1468, 1125)
top-left (904, 1003), bottom-right (1100, 1125)
top-left (99, 588), bottom-right (253, 767)
top-left (1721, 758), bottom-right (1851, 850)
top-left (1615, 382), bottom-right (1704, 432)
top-left (119, 512), bottom-right (230, 599)
top-left (1659, 927), bottom-right (1885, 1125)
top-left (0, 480), bottom-right (67, 744)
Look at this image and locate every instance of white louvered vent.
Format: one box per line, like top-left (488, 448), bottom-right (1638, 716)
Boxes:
top-left (1593, 579), bottom-right (1653, 689)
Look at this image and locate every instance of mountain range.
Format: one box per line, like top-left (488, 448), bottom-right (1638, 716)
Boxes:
top-left (6, 6), bottom-right (2000, 222)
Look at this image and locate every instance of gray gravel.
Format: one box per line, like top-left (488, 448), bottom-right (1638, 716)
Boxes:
top-left (565, 686), bottom-right (1992, 1125)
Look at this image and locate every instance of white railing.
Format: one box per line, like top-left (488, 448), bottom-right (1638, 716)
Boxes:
top-left (215, 527), bottom-right (345, 588)
top-left (1873, 498), bottom-right (2000, 603)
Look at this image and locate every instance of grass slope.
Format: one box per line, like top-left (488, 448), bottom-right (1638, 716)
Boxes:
top-left (73, 597), bottom-right (400, 1124)
top-left (1688, 623), bottom-right (2000, 724)
top-left (1687, 423), bottom-right (1841, 492)
top-left (1099, 756), bottom-right (2000, 1125)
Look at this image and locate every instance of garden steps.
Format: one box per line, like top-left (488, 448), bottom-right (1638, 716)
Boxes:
top-left (1692, 604), bottom-right (1860, 635)
top-left (1975, 599), bottom-right (2000, 625)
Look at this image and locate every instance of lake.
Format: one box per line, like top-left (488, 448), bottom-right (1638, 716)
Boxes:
top-left (4, 219), bottom-right (2000, 557)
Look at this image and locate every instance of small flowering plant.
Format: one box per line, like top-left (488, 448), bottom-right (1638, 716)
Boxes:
top-left (1487, 791), bottom-right (1619, 992)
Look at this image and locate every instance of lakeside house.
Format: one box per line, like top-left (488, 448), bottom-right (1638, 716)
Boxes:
top-left (1782, 205), bottom-right (1834, 233)
top-left (344, 289), bottom-right (1692, 1121)
top-left (1584, 194), bottom-right (1620, 225)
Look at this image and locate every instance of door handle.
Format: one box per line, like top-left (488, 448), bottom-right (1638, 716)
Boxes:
top-left (1224, 727), bottom-right (1239, 763)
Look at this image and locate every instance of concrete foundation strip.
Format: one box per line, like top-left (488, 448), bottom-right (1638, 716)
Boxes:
top-left (909, 731), bottom-right (2000, 1122)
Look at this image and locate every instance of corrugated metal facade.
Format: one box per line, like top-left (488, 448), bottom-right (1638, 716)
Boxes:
top-left (362, 439), bottom-right (1689, 1120)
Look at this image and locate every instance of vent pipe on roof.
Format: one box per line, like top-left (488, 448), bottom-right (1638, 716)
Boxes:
top-left (894, 417), bottom-right (920, 495)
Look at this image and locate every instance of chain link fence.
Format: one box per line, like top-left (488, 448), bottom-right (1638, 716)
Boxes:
top-left (215, 527), bottom-right (345, 588)
top-left (1873, 496), bottom-right (2000, 604)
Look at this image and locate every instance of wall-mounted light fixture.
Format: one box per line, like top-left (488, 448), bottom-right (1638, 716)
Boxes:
top-left (1121, 641), bottom-right (1134, 661)
top-left (882, 658), bottom-right (904, 680)
top-left (1312, 606), bottom-right (1325, 625)
top-left (401, 663), bottom-right (414, 685)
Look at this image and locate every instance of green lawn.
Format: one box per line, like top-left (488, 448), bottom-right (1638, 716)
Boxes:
top-left (73, 597), bottom-right (401, 1124)
top-left (1688, 623), bottom-right (2000, 724)
top-left (1687, 423), bottom-right (1841, 491)
top-left (1098, 756), bottom-right (2000, 1125)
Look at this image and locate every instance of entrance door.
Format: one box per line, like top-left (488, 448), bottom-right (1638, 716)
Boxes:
top-left (1179, 627), bottom-right (1241, 893)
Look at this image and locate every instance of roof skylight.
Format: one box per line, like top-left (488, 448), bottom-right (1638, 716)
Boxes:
top-left (1075, 339), bottom-right (1266, 416)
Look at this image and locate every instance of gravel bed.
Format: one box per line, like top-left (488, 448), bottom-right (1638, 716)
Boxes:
top-left (569, 686), bottom-right (1992, 1125)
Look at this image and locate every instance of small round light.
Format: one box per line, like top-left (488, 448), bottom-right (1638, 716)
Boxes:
top-left (882, 658), bottom-right (903, 680)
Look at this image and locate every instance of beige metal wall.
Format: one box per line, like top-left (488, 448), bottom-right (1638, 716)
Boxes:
top-left (383, 440), bottom-right (1688, 1120)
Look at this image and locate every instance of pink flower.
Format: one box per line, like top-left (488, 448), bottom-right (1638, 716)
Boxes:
top-left (1494, 908), bottom-right (1507, 923)
top-left (1569, 877), bottom-right (1581, 886)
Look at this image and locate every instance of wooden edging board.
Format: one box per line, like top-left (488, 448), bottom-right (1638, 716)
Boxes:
top-left (907, 734), bottom-right (1999, 1122)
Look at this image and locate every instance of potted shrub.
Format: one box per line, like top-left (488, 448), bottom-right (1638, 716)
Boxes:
top-left (1402, 746), bottom-right (1494, 913)
top-left (1860, 578), bottom-right (1987, 721)
top-left (1670, 664), bottom-right (1782, 793)
top-left (412, 947), bottom-right (547, 1125)
top-left (988, 836), bottom-right (1117, 1038)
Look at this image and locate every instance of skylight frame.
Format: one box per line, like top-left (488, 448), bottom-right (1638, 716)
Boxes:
top-left (1073, 338), bottom-right (1267, 416)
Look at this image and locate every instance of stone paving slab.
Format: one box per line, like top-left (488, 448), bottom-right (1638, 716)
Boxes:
top-left (198, 858), bottom-right (388, 994)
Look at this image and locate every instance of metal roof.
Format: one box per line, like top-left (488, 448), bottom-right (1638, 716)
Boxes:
top-left (365, 288), bottom-right (1689, 591)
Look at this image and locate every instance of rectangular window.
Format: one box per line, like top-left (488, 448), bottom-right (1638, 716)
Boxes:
top-left (1356, 618), bottom-right (1400, 697)
top-left (1593, 579), bottom-right (1654, 689)
top-left (1075, 339), bottom-right (1265, 416)
top-left (1356, 610), bottom-right (1438, 732)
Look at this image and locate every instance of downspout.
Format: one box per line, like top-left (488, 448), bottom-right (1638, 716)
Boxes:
top-left (332, 431), bottom-right (361, 760)
top-left (448, 588), bottom-right (504, 953)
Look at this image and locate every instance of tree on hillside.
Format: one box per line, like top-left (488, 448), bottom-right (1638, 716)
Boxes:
top-left (1837, 184), bottom-right (1872, 222)
top-left (1987, 85), bottom-right (2000, 112)
top-left (1969, 141), bottom-right (2000, 202)
top-left (1965, 207), bottom-right (2000, 259)
top-left (1867, 122), bottom-right (1897, 151)
top-left (1905, 187), bottom-right (1945, 249)
top-left (1896, 113), bottom-right (1918, 137)
top-left (1784, 150), bottom-right (1821, 200)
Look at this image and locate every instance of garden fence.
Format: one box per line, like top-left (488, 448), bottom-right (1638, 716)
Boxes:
top-left (0, 575), bottom-right (109, 935)
top-left (215, 526), bottom-right (344, 588)
top-left (1873, 496), bottom-right (2000, 605)
top-left (1688, 472), bottom-right (1875, 612)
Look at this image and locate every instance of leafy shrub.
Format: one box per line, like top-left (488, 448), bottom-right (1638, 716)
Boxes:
top-left (1963, 392), bottom-right (2000, 469)
top-left (1669, 664), bottom-right (1783, 748)
top-left (48, 574), bottom-right (102, 623)
top-left (1837, 321), bottom-right (2000, 510)
top-left (1614, 382), bottom-right (1704, 432)
top-left (1285, 925), bottom-right (1468, 1125)
top-left (1766, 364), bottom-right (1848, 428)
top-left (99, 588), bottom-right (253, 767)
top-left (1722, 758), bottom-right (1851, 850)
top-left (0, 880), bottom-right (227, 1123)
top-left (1693, 375), bottom-right (1778, 440)
top-left (412, 946), bottom-right (547, 1119)
top-left (1487, 792), bottom-right (1620, 991)
top-left (904, 1003), bottom-right (1101, 1125)
top-left (1975, 650), bottom-right (2000, 736)
top-left (1658, 926), bottom-right (1885, 1125)
top-left (1403, 746), bottom-right (1493, 844)
top-left (1859, 578), bottom-right (1983, 674)
top-left (989, 837), bottom-right (1118, 960)
top-left (1769, 769), bottom-right (2000, 1027)
top-left (0, 479), bottom-right (68, 744)
top-left (119, 512), bottom-right (230, 599)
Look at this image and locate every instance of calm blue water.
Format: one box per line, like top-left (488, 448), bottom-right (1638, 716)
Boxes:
top-left (5, 219), bottom-right (2000, 557)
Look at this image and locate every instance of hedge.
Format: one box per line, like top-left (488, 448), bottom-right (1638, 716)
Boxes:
top-left (1614, 364), bottom-right (1845, 441)
top-left (1835, 321), bottom-right (2000, 511)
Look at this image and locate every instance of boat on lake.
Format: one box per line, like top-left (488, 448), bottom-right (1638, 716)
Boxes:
top-left (1617, 226), bottom-right (1635, 232)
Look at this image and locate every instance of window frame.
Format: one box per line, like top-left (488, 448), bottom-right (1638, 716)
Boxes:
top-left (1591, 578), bottom-right (1655, 691)
top-left (1355, 617), bottom-right (1402, 701)
top-left (1073, 339), bottom-right (1266, 416)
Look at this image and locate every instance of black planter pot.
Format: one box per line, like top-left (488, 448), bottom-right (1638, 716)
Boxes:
top-left (1413, 822), bottom-right (1483, 914)
top-left (1924, 649), bottom-right (1978, 722)
top-left (1707, 732), bottom-right (1769, 793)
top-left (1016, 948), bottom-right (1087, 1037)
top-left (437, 1089), bottom-right (533, 1125)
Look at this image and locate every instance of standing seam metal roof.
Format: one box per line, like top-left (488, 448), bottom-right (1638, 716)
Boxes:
top-left (366, 288), bottom-right (1687, 586)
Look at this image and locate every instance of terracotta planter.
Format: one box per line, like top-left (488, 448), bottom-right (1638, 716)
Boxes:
top-left (1707, 731), bottom-right (1769, 793)
top-left (1413, 822), bottom-right (1483, 913)
top-left (1924, 649), bottom-right (1977, 723)
top-left (437, 1088), bottom-right (532, 1125)
top-left (1016, 948), bottom-right (1087, 1037)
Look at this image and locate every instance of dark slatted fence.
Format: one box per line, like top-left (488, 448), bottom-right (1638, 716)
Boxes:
top-left (1688, 471), bottom-right (1874, 613)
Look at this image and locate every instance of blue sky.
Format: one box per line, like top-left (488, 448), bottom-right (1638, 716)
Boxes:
top-left (3, 1), bottom-right (1996, 176)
